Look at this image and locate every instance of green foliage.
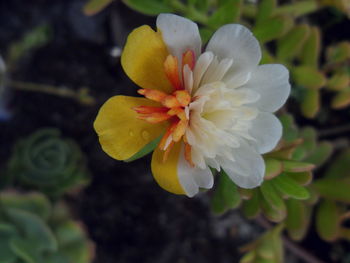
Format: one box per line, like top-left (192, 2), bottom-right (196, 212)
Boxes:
top-left (83, 0), bottom-right (114, 15)
top-left (240, 224), bottom-right (284, 263)
top-left (0, 191), bottom-right (94, 263)
top-left (6, 128), bottom-right (90, 197)
top-left (7, 24), bottom-right (52, 70)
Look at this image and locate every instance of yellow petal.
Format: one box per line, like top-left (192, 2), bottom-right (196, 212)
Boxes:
top-left (94, 96), bottom-right (167, 160)
top-left (151, 142), bottom-right (186, 195)
top-left (121, 25), bottom-right (172, 93)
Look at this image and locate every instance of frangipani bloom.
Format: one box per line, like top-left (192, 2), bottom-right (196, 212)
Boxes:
top-left (94, 14), bottom-right (290, 197)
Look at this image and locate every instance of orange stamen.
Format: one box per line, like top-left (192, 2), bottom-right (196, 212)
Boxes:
top-left (138, 89), bottom-right (167, 102)
top-left (164, 55), bottom-right (182, 90)
top-left (159, 121), bottom-right (178, 150)
top-left (174, 90), bottom-right (191, 107)
top-left (182, 50), bottom-right (195, 70)
top-left (172, 119), bottom-right (188, 142)
top-left (161, 95), bottom-right (182, 108)
top-left (184, 142), bottom-right (194, 167)
top-left (167, 107), bottom-right (183, 116)
top-left (137, 112), bottom-right (171, 123)
top-left (133, 106), bottom-right (168, 114)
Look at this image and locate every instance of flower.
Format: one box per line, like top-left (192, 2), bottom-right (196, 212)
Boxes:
top-left (94, 14), bottom-right (290, 197)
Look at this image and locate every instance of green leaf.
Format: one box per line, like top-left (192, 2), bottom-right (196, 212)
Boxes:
top-left (301, 88), bottom-right (320, 118)
top-left (299, 26), bottom-right (321, 67)
top-left (124, 136), bottom-right (161, 162)
top-left (279, 114), bottom-right (298, 142)
top-left (331, 89), bottom-right (350, 109)
top-left (211, 170), bottom-right (241, 214)
top-left (326, 41), bottom-right (350, 64)
top-left (253, 15), bottom-right (293, 43)
top-left (83, 0), bottom-right (114, 15)
top-left (313, 179), bottom-right (350, 203)
top-left (260, 181), bottom-right (286, 222)
top-left (277, 24), bottom-right (310, 61)
top-left (326, 73), bottom-right (349, 91)
top-left (282, 160), bottom-right (314, 173)
top-left (272, 173), bottom-right (310, 200)
top-left (0, 224), bottom-right (18, 263)
top-left (316, 200), bottom-right (339, 241)
top-left (304, 142), bottom-right (333, 167)
top-left (275, 0), bottom-right (319, 17)
top-left (292, 66), bottom-right (326, 89)
top-left (242, 190), bottom-right (260, 218)
top-left (324, 149), bottom-right (350, 179)
top-left (0, 192), bottom-right (51, 220)
top-left (8, 25), bottom-right (52, 68)
top-left (255, 0), bottom-right (276, 25)
top-left (10, 237), bottom-right (43, 263)
top-left (5, 208), bottom-right (58, 253)
top-left (264, 158), bottom-right (283, 180)
top-left (285, 199), bottom-right (311, 241)
top-left (45, 253), bottom-right (71, 263)
top-left (121, 0), bottom-right (174, 16)
top-left (207, 0), bottom-right (242, 28)
top-left (199, 28), bottom-right (214, 44)
top-left (285, 172), bottom-right (312, 186)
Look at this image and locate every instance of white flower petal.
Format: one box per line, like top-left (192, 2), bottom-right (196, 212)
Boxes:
top-left (183, 64), bottom-right (193, 94)
top-left (206, 24), bottom-right (261, 79)
top-left (218, 141), bottom-right (265, 189)
top-left (243, 64), bottom-right (290, 112)
top-left (249, 112), bottom-right (282, 154)
top-left (177, 145), bottom-right (214, 197)
top-left (193, 52), bottom-right (214, 93)
top-left (157, 14), bottom-right (201, 62)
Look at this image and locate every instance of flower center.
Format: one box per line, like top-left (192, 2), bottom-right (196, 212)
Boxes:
top-left (134, 50), bottom-right (196, 165)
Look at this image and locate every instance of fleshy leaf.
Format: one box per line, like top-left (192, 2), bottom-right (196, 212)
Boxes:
top-left (260, 181), bottom-right (286, 222)
top-left (285, 199), bottom-right (311, 241)
top-left (5, 208), bottom-right (58, 253)
top-left (324, 150), bottom-right (350, 180)
top-left (242, 190), bottom-right (260, 219)
top-left (121, 0), bottom-right (174, 15)
top-left (211, 170), bottom-right (241, 214)
top-left (207, 0), bottom-right (242, 28)
top-left (271, 173), bottom-right (310, 200)
top-left (286, 172), bottom-right (312, 186)
top-left (282, 160), bottom-right (314, 173)
top-left (255, 0), bottom-right (276, 25)
top-left (253, 15), bottom-right (293, 43)
top-left (326, 41), bottom-right (350, 64)
top-left (316, 199), bottom-right (339, 241)
top-left (10, 237), bottom-right (43, 263)
top-left (83, 0), bottom-right (114, 15)
top-left (313, 179), bottom-right (350, 203)
top-left (301, 88), bottom-right (319, 118)
top-left (326, 73), bottom-right (349, 91)
top-left (304, 142), bottom-right (333, 167)
top-left (299, 26), bottom-right (321, 67)
top-left (331, 89), bottom-right (350, 109)
top-left (276, 24), bottom-right (310, 61)
top-left (292, 66), bottom-right (326, 89)
top-left (264, 158), bottom-right (283, 180)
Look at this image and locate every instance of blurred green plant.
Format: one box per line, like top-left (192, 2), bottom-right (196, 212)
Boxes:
top-left (0, 191), bottom-right (94, 263)
top-left (5, 129), bottom-right (90, 197)
top-left (239, 224), bottom-right (284, 263)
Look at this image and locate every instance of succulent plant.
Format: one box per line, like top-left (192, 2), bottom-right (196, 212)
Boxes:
top-left (0, 191), bottom-right (94, 263)
top-left (6, 128), bottom-right (90, 197)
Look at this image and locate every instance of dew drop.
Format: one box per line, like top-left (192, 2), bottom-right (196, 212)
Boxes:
top-left (129, 130), bottom-right (134, 136)
top-left (141, 130), bottom-right (150, 140)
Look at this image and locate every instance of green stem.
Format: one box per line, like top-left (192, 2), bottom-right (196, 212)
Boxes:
top-left (10, 80), bottom-right (95, 105)
top-left (170, 0), bottom-right (209, 25)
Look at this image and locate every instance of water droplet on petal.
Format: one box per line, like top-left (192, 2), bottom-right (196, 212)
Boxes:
top-left (141, 130), bottom-right (150, 140)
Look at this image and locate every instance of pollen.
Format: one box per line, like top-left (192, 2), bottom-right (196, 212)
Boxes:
top-left (134, 49), bottom-right (197, 163)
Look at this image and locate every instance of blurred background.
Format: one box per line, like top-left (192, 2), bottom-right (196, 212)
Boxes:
top-left (0, 0), bottom-right (349, 262)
